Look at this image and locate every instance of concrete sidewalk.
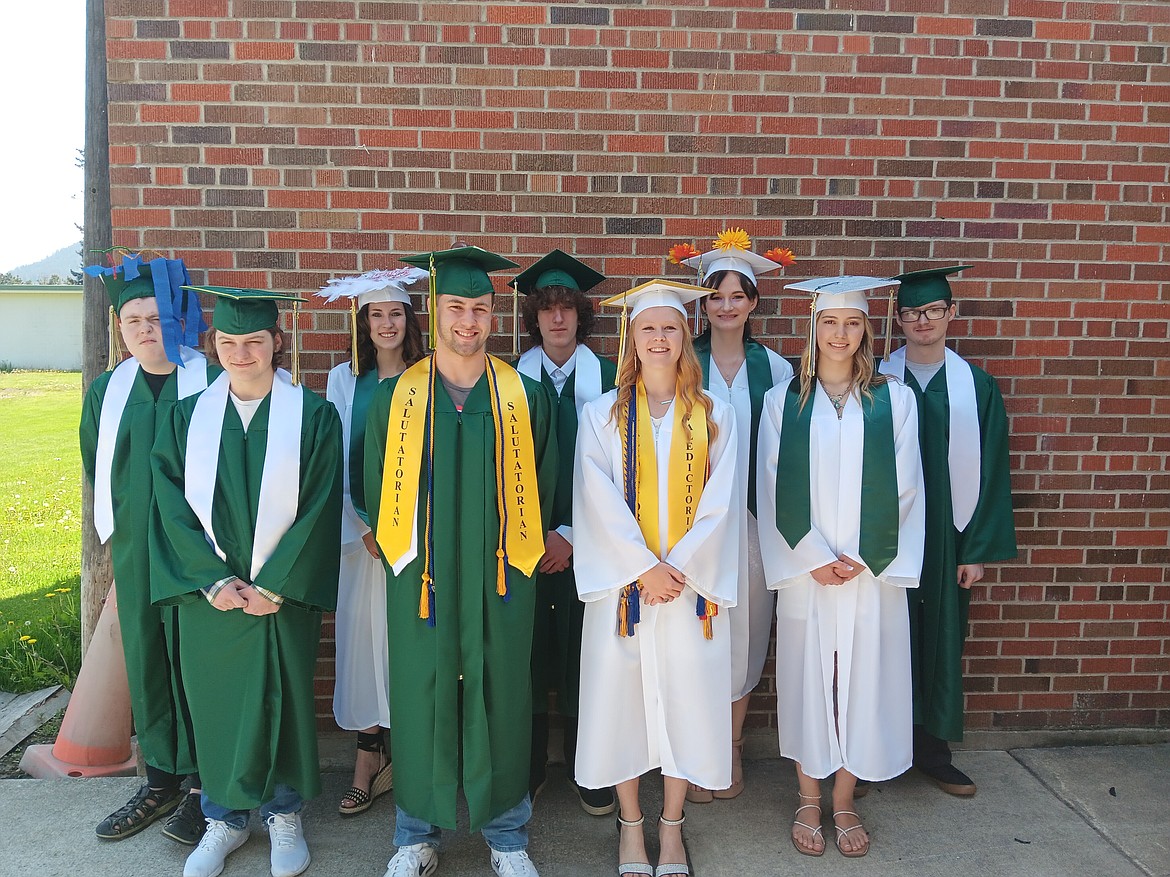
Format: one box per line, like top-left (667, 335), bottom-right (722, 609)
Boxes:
top-left (1, 744), bottom-right (1166, 877)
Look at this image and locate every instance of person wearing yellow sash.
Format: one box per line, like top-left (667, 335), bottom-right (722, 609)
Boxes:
top-left (756, 277), bottom-right (925, 859)
top-left (365, 246), bottom-right (558, 877)
top-left (572, 281), bottom-right (742, 877)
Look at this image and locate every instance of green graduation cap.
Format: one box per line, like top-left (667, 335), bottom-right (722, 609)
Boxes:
top-left (509, 249), bottom-right (605, 295)
top-left (892, 265), bottom-right (973, 310)
top-left (102, 266), bottom-right (158, 313)
top-left (183, 285), bottom-right (307, 335)
top-left (400, 246), bottom-right (518, 299)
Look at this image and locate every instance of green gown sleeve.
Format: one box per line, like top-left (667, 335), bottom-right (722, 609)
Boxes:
top-left (251, 396), bottom-right (344, 610)
top-left (79, 371), bottom-right (112, 487)
top-left (955, 368), bottom-right (1017, 565)
top-left (149, 397), bottom-right (234, 604)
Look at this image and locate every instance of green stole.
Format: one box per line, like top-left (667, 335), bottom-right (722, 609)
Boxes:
top-left (694, 333), bottom-right (774, 516)
top-left (774, 377), bottom-right (900, 574)
top-left (348, 369), bottom-right (379, 525)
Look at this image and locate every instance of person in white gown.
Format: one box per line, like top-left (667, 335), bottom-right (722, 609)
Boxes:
top-left (573, 280), bottom-right (741, 877)
top-left (316, 267), bottom-right (428, 817)
top-left (677, 231), bottom-right (795, 803)
top-left (757, 277), bottom-right (925, 858)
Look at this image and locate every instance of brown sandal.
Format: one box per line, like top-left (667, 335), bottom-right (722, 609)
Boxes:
top-left (791, 793), bottom-right (825, 857)
top-left (833, 809), bottom-right (870, 858)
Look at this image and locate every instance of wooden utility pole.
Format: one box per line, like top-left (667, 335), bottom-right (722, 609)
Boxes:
top-left (81, 0), bottom-right (112, 655)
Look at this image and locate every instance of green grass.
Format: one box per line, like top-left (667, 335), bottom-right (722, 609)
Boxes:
top-left (0, 371), bottom-right (83, 691)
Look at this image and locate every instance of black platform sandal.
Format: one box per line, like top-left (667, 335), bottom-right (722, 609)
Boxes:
top-left (338, 729), bottom-right (393, 817)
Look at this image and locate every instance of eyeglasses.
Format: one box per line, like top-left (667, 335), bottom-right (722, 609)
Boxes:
top-left (898, 306), bottom-right (951, 322)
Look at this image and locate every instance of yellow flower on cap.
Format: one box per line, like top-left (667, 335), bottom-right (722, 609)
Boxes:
top-left (714, 227), bottom-right (751, 252)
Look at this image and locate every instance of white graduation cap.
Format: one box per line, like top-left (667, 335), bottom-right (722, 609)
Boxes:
top-left (784, 276), bottom-right (902, 375)
top-left (600, 279), bottom-right (709, 364)
top-left (681, 248), bottom-right (785, 286)
top-left (315, 267), bottom-right (429, 375)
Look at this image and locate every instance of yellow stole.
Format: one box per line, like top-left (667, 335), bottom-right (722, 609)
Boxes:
top-left (620, 381), bottom-right (717, 638)
top-left (376, 355), bottom-right (544, 624)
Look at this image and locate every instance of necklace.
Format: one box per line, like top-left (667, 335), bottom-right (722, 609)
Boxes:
top-left (819, 380), bottom-right (852, 420)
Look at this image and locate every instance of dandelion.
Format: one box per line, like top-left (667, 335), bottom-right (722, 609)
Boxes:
top-left (57, 588), bottom-right (71, 593)
top-left (27, 639), bottom-right (37, 644)
top-left (45, 593), bottom-right (56, 598)
top-left (19, 635), bottom-right (31, 642)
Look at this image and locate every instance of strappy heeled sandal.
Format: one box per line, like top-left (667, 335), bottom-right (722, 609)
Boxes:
top-left (616, 813), bottom-right (652, 877)
top-left (339, 729), bottom-right (393, 817)
top-left (832, 809), bottom-right (870, 858)
top-left (655, 812), bottom-right (690, 877)
top-left (791, 793), bottom-right (825, 857)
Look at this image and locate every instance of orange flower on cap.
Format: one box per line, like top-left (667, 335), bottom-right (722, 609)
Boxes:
top-left (667, 243), bottom-right (701, 265)
top-left (714, 228), bottom-right (752, 252)
top-left (764, 247), bottom-right (797, 268)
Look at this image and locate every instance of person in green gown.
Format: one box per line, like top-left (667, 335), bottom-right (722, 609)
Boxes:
top-left (511, 249), bottom-right (617, 817)
top-left (879, 265), bottom-right (1017, 796)
top-left (80, 252), bottom-right (213, 845)
top-left (150, 287), bottom-right (343, 877)
top-left (365, 246), bottom-right (557, 877)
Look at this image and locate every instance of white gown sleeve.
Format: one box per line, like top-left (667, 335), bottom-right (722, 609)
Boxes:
top-left (875, 380), bottom-right (925, 589)
top-left (572, 394), bottom-right (660, 602)
top-left (756, 385), bottom-right (838, 589)
top-left (767, 347), bottom-right (795, 386)
top-left (663, 396), bottom-right (741, 607)
top-left (326, 364), bottom-right (371, 546)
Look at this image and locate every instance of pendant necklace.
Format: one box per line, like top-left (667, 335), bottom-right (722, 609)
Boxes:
top-left (820, 381), bottom-right (851, 420)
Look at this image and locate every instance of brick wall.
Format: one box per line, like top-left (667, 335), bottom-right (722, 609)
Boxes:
top-left (104, 0), bottom-right (1170, 735)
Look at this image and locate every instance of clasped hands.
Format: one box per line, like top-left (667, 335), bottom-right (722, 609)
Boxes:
top-left (211, 578), bottom-right (281, 615)
top-left (811, 555), bottom-right (863, 587)
top-left (638, 561), bottom-right (687, 605)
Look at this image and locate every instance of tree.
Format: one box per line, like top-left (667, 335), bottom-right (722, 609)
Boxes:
top-left (0, 271), bottom-right (27, 285)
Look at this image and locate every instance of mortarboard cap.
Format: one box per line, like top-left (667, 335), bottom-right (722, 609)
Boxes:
top-left (601, 279), bottom-right (709, 321)
top-left (185, 285), bottom-right (306, 336)
top-left (785, 276), bottom-right (902, 375)
top-left (510, 249), bottom-right (605, 295)
top-left (682, 248), bottom-right (785, 286)
top-left (400, 246), bottom-right (517, 299)
top-left (316, 267), bottom-right (428, 310)
top-left (892, 265), bottom-right (972, 309)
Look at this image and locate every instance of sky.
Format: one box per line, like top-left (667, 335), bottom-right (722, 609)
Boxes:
top-left (0, 1), bottom-right (86, 272)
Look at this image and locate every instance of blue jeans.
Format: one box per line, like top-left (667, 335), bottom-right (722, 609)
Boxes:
top-left (201, 784), bottom-right (303, 830)
top-left (394, 794), bottom-right (531, 853)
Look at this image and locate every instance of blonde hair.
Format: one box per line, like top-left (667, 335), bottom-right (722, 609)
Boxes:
top-left (798, 312), bottom-right (888, 409)
top-left (609, 309), bottom-right (718, 444)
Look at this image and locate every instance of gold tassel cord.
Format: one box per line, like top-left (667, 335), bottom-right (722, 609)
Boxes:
top-left (805, 290), bottom-right (818, 377)
top-left (291, 302), bottom-right (301, 385)
top-left (428, 253), bottom-right (437, 350)
top-left (883, 287), bottom-right (896, 361)
top-left (106, 305), bottom-right (121, 371)
top-left (617, 300), bottom-right (629, 369)
top-left (511, 286), bottom-right (519, 359)
top-left (350, 298), bottom-right (359, 377)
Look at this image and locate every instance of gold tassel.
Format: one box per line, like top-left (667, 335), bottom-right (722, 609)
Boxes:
top-left (618, 585), bottom-right (630, 637)
top-left (883, 287), bottom-right (896, 361)
top-left (419, 573), bottom-right (431, 620)
top-left (617, 300), bottom-right (629, 367)
top-left (511, 286), bottom-right (519, 359)
top-left (428, 253), bottom-right (437, 349)
top-left (290, 302), bottom-right (302, 385)
top-left (350, 298), bottom-right (359, 377)
top-left (106, 305), bottom-right (121, 371)
top-left (496, 548), bottom-right (507, 597)
top-left (702, 604), bottom-right (718, 641)
top-left (806, 291), bottom-right (818, 377)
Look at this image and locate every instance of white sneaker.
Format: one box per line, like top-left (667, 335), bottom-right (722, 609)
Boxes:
top-left (490, 849), bottom-right (539, 877)
top-left (266, 812), bottom-right (311, 877)
top-left (383, 843), bottom-right (439, 877)
top-left (183, 819), bottom-right (249, 877)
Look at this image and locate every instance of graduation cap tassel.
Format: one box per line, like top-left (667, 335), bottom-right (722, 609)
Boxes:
top-left (106, 305), bottom-right (121, 371)
top-left (694, 253), bottom-right (704, 334)
top-left (511, 285), bottom-right (519, 359)
top-left (883, 287), bottom-right (896, 362)
top-left (617, 301), bottom-right (629, 369)
top-left (350, 298), bottom-right (359, 377)
top-left (290, 302), bottom-right (301, 385)
top-left (428, 253), bottom-right (437, 349)
top-left (805, 291), bottom-right (818, 378)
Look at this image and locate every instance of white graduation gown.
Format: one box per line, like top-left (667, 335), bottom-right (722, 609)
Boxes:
top-left (706, 346), bottom-right (794, 700)
top-left (573, 390), bottom-right (741, 790)
top-left (756, 380), bottom-right (925, 782)
top-left (326, 363), bottom-right (392, 731)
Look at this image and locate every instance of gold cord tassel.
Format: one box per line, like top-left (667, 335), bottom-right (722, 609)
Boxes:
top-left (106, 305), bottom-right (121, 371)
top-left (617, 301), bottom-right (629, 367)
top-left (702, 604), bottom-right (718, 640)
top-left (805, 291), bottom-right (818, 377)
top-left (511, 286), bottom-right (519, 359)
top-left (291, 302), bottom-right (301, 385)
top-left (419, 573), bottom-right (431, 621)
top-left (350, 298), bottom-right (359, 377)
top-left (428, 253), bottom-right (437, 349)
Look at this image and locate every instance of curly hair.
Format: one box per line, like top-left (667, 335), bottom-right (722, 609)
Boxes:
top-left (520, 285), bottom-right (596, 346)
top-left (700, 269), bottom-right (759, 343)
top-left (355, 300), bottom-right (426, 376)
top-left (797, 312), bottom-right (889, 409)
top-left (204, 327), bottom-right (285, 369)
top-left (608, 309), bottom-right (719, 445)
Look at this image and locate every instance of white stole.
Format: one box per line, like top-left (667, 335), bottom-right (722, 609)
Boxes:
top-left (881, 347), bottom-right (980, 531)
top-left (184, 369), bottom-right (303, 582)
top-left (93, 347), bottom-right (208, 543)
top-left (517, 344), bottom-right (603, 417)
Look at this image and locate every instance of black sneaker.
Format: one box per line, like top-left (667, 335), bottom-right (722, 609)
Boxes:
top-left (917, 762), bottom-right (977, 797)
top-left (571, 780), bottom-right (616, 816)
top-left (95, 784), bottom-right (183, 841)
top-left (161, 791), bottom-right (207, 845)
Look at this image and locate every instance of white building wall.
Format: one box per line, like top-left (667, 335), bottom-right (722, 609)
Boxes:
top-left (0, 286), bottom-right (84, 370)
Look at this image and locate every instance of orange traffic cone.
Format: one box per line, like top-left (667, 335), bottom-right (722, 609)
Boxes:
top-left (20, 582), bottom-right (138, 778)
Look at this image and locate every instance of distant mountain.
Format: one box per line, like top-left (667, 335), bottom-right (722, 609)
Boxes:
top-left (7, 242), bottom-right (84, 283)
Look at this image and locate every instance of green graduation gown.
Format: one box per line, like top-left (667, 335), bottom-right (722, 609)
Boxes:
top-left (365, 364), bottom-right (557, 831)
top-left (79, 363), bottom-right (218, 777)
top-left (903, 362), bottom-right (1016, 742)
top-left (149, 384), bottom-right (342, 810)
top-left (528, 355), bottom-right (617, 718)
